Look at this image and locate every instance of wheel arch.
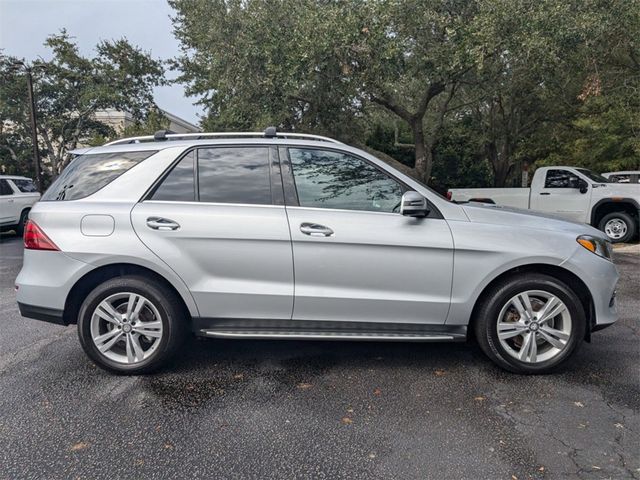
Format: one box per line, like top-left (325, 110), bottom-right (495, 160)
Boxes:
top-left (590, 198), bottom-right (639, 227)
top-left (62, 263), bottom-right (194, 326)
top-left (468, 263), bottom-right (595, 342)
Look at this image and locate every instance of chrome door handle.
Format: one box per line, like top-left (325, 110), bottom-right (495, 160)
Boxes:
top-left (146, 217), bottom-right (180, 231)
top-left (540, 192), bottom-right (551, 196)
top-left (300, 222), bottom-right (334, 237)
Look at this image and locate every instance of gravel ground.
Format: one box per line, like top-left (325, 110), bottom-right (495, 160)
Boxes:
top-left (0, 233), bottom-right (638, 479)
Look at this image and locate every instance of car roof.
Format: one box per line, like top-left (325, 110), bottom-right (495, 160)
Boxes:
top-left (0, 175), bottom-right (32, 180)
top-left (603, 171), bottom-right (640, 175)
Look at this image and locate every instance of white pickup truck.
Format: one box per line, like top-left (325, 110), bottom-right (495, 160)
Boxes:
top-left (0, 175), bottom-right (40, 236)
top-left (448, 166), bottom-right (640, 243)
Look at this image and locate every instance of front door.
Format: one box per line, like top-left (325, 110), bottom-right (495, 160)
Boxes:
top-left (0, 179), bottom-right (17, 225)
top-left (530, 169), bottom-right (592, 223)
top-left (131, 146), bottom-right (294, 320)
top-left (281, 147), bottom-right (454, 325)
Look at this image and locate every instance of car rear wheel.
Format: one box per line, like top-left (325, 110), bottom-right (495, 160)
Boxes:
top-left (15, 210), bottom-right (29, 237)
top-left (77, 275), bottom-right (187, 374)
top-left (474, 273), bottom-right (586, 374)
top-left (598, 211), bottom-right (636, 243)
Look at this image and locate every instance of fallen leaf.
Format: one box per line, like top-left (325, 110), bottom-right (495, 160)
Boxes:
top-left (592, 465), bottom-right (601, 470)
top-left (346, 407), bottom-right (354, 413)
top-left (434, 369), bottom-right (446, 377)
top-left (511, 475), bottom-right (518, 480)
top-left (70, 442), bottom-right (89, 452)
top-left (373, 388), bottom-right (382, 396)
top-left (233, 373), bottom-right (244, 380)
top-left (134, 459), bottom-right (144, 466)
top-left (474, 396), bottom-right (485, 402)
top-left (296, 382), bottom-right (313, 390)
top-left (614, 423), bottom-right (624, 429)
top-left (164, 443), bottom-right (174, 450)
top-left (538, 466), bottom-right (545, 472)
top-left (574, 401), bottom-right (584, 407)
top-left (341, 417), bottom-right (353, 425)
top-left (368, 453), bottom-right (376, 459)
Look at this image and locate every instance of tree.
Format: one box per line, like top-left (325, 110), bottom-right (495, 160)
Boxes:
top-left (171, 0), bottom-right (487, 183)
top-left (0, 31), bottom-right (166, 179)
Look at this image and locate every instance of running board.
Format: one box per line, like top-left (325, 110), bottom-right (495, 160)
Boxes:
top-left (198, 330), bottom-right (463, 342)
top-left (193, 319), bottom-right (467, 342)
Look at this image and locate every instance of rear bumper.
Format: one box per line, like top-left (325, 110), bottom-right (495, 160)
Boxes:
top-left (18, 302), bottom-right (66, 325)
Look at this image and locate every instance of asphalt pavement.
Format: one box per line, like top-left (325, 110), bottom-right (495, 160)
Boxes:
top-left (0, 233), bottom-right (638, 479)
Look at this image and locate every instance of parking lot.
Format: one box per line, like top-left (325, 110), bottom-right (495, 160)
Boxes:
top-left (0, 233), bottom-right (638, 479)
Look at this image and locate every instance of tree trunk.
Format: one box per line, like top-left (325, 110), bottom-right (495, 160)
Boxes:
top-left (412, 121), bottom-right (431, 184)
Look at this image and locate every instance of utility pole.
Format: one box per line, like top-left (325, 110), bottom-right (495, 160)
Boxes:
top-left (11, 62), bottom-right (43, 192)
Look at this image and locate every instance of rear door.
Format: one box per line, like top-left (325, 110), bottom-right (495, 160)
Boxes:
top-left (281, 146), bottom-right (454, 325)
top-left (530, 169), bottom-right (592, 222)
top-left (131, 146), bottom-right (294, 320)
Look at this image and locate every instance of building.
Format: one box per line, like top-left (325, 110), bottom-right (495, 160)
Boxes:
top-left (94, 108), bottom-right (200, 134)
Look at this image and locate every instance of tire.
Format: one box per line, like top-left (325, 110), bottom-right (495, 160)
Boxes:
top-left (77, 275), bottom-right (187, 374)
top-left (15, 209), bottom-right (29, 237)
top-left (473, 273), bottom-right (586, 374)
top-left (598, 211), bottom-right (636, 243)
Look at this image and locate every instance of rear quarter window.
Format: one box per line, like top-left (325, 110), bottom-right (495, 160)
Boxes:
top-left (42, 151), bottom-right (157, 201)
top-left (11, 179), bottom-right (38, 193)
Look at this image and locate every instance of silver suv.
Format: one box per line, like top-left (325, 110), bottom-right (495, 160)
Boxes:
top-left (16, 128), bottom-right (619, 374)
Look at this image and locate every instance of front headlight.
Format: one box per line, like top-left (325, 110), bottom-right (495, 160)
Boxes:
top-left (577, 235), bottom-right (613, 261)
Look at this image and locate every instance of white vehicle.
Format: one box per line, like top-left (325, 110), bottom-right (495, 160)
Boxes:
top-left (603, 171), bottom-right (640, 184)
top-left (0, 175), bottom-right (40, 236)
top-left (448, 166), bottom-right (640, 243)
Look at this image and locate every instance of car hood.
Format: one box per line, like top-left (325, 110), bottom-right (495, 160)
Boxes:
top-left (461, 202), bottom-right (606, 239)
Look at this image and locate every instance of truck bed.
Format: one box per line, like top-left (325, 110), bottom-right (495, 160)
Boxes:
top-left (448, 188), bottom-right (530, 209)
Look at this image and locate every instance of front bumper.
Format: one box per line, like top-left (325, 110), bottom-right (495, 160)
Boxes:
top-left (563, 245), bottom-right (619, 331)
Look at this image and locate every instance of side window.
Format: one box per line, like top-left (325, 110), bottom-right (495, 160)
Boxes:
top-left (151, 151), bottom-right (195, 201)
top-left (544, 169), bottom-right (580, 189)
top-left (0, 180), bottom-right (13, 196)
top-left (198, 147), bottom-right (271, 204)
top-left (11, 179), bottom-right (37, 192)
top-left (288, 148), bottom-right (404, 213)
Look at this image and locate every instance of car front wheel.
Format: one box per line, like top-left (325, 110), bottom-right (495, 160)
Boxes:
top-left (474, 273), bottom-right (586, 374)
top-left (598, 211), bottom-right (636, 243)
top-left (77, 275), bottom-right (187, 374)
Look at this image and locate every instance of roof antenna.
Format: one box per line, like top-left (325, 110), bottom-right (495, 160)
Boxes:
top-left (153, 129), bottom-right (176, 141)
top-left (264, 126), bottom-right (277, 138)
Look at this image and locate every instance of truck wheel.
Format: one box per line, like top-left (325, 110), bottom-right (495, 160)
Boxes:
top-left (474, 273), bottom-right (586, 374)
top-left (77, 275), bottom-right (188, 374)
top-left (598, 212), bottom-right (636, 243)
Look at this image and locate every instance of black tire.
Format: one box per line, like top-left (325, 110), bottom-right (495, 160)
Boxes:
top-left (15, 209), bottom-right (29, 237)
top-left (473, 273), bottom-right (586, 374)
top-left (77, 275), bottom-right (188, 374)
top-left (598, 211), bottom-right (636, 243)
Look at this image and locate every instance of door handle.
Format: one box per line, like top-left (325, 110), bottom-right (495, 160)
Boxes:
top-left (300, 222), bottom-right (334, 237)
top-left (146, 217), bottom-right (180, 231)
top-left (539, 192), bottom-right (551, 195)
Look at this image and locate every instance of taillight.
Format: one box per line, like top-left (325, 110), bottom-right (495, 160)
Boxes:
top-left (23, 220), bottom-right (59, 251)
top-left (446, 191), bottom-right (452, 201)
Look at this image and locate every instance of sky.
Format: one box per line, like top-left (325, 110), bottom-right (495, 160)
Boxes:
top-left (0, 0), bottom-right (203, 125)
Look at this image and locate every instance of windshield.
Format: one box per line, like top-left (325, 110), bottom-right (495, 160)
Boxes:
top-left (576, 168), bottom-right (610, 183)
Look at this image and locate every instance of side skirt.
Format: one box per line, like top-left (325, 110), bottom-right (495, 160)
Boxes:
top-left (191, 318), bottom-right (467, 342)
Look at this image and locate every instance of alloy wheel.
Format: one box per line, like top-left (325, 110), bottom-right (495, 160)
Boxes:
top-left (90, 292), bottom-right (163, 364)
top-left (496, 290), bottom-right (572, 364)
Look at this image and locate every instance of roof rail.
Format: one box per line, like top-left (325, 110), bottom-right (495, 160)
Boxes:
top-left (104, 126), bottom-right (342, 146)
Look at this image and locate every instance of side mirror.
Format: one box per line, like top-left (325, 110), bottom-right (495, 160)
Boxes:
top-left (400, 191), bottom-right (429, 217)
top-left (578, 179), bottom-right (589, 194)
